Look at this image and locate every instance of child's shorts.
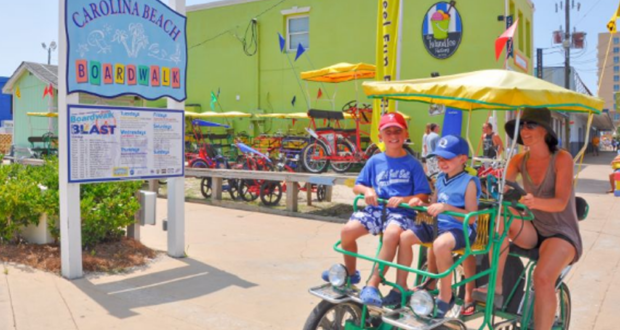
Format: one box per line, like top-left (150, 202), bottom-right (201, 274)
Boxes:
top-left (410, 223), bottom-right (477, 251)
top-left (350, 206), bottom-right (414, 236)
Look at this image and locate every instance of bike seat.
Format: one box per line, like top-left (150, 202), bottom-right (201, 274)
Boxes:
top-left (509, 245), bottom-right (539, 261)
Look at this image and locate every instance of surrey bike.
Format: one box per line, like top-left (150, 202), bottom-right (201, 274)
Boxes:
top-left (303, 69), bottom-right (602, 330)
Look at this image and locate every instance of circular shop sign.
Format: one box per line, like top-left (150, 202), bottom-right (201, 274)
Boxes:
top-left (422, 2), bottom-right (463, 59)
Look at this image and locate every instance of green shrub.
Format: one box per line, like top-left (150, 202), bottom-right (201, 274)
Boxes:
top-left (1, 158), bottom-right (142, 248)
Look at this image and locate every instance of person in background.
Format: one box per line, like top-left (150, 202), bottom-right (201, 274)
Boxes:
top-left (426, 123), bottom-right (441, 175)
top-left (607, 154), bottom-right (620, 194)
top-left (422, 123), bottom-right (432, 172)
top-left (481, 122), bottom-right (504, 159)
top-left (592, 135), bottom-right (600, 156)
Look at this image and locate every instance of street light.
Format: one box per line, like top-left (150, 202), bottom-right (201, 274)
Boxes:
top-left (41, 41), bottom-right (57, 65)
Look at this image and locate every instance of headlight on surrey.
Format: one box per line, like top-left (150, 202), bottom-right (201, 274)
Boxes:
top-left (410, 290), bottom-right (434, 316)
top-left (328, 264), bottom-right (348, 287)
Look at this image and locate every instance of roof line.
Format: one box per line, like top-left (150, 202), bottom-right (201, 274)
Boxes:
top-left (187, 0), bottom-right (266, 12)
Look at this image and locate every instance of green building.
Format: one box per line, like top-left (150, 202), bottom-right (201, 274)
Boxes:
top-left (185, 0), bottom-right (534, 153)
top-left (1, 62), bottom-right (143, 155)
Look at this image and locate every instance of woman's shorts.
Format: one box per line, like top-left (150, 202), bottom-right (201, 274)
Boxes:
top-left (350, 206), bottom-right (414, 236)
top-left (410, 223), bottom-right (477, 251)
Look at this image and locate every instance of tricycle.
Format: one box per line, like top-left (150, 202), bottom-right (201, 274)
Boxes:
top-left (304, 69), bottom-right (602, 330)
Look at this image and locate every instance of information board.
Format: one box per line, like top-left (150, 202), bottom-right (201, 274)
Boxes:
top-left (68, 105), bottom-right (184, 183)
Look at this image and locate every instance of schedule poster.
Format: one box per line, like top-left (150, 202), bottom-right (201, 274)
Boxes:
top-left (68, 105), bottom-right (184, 183)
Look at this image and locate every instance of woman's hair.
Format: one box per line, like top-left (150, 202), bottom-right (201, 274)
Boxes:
top-left (425, 123), bottom-right (431, 134)
top-left (430, 123), bottom-right (438, 131)
top-left (544, 132), bottom-right (558, 153)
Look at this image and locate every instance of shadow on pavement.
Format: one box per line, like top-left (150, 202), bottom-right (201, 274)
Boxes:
top-left (575, 178), bottom-right (611, 195)
top-left (70, 257), bottom-right (257, 319)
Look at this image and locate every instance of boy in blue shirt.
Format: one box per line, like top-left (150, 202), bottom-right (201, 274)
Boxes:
top-left (322, 112), bottom-right (431, 307)
top-left (392, 135), bottom-right (481, 317)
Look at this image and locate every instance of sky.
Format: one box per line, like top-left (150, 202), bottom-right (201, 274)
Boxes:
top-left (0, 0), bottom-right (617, 95)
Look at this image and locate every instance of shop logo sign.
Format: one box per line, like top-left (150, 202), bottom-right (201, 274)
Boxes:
top-left (422, 2), bottom-right (463, 59)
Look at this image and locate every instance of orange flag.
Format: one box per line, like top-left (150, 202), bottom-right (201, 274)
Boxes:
top-left (495, 19), bottom-right (519, 61)
top-left (317, 88), bottom-right (323, 99)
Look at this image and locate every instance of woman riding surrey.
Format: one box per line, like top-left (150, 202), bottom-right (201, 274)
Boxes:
top-left (473, 108), bottom-right (582, 330)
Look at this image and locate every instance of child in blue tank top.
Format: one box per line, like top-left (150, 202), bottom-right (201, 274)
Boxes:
top-left (321, 113), bottom-right (431, 307)
top-left (387, 135), bottom-right (481, 317)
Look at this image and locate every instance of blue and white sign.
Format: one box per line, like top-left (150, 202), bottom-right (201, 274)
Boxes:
top-left (68, 105), bottom-right (184, 183)
top-left (65, 0), bottom-right (187, 101)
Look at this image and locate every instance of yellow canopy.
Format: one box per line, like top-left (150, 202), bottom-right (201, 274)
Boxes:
top-left (255, 111), bottom-right (410, 121)
top-left (362, 69), bottom-right (603, 114)
top-left (185, 111), bottom-right (252, 118)
top-left (27, 112), bottom-right (58, 117)
top-left (301, 62), bottom-right (376, 83)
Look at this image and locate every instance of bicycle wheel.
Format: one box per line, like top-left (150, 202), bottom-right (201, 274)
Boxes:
top-left (239, 180), bottom-right (259, 202)
top-left (301, 140), bottom-right (329, 173)
top-left (225, 178), bottom-right (239, 200)
top-left (259, 181), bottom-right (283, 206)
top-left (329, 139), bottom-right (355, 173)
top-left (316, 185), bottom-right (327, 202)
top-left (200, 177), bottom-right (212, 198)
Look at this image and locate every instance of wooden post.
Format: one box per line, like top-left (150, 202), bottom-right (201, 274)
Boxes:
top-left (306, 182), bottom-right (312, 206)
top-left (148, 179), bottom-right (159, 194)
top-left (325, 185), bottom-right (333, 202)
top-left (127, 191), bottom-right (141, 241)
top-left (212, 177), bottom-right (223, 202)
top-left (286, 180), bottom-right (299, 212)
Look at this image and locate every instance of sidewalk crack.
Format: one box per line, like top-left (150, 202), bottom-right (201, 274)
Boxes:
top-left (54, 278), bottom-right (80, 330)
top-left (4, 264), bottom-right (16, 329)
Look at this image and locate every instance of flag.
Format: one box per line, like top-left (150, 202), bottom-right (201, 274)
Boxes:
top-left (278, 33), bottom-right (286, 52)
top-left (608, 2), bottom-right (620, 33)
top-left (294, 43), bottom-right (306, 61)
top-left (317, 88), bottom-right (323, 99)
top-left (15, 86), bottom-right (21, 99)
top-left (42, 83), bottom-right (53, 99)
top-left (371, 0), bottom-right (401, 146)
top-left (210, 91), bottom-right (217, 111)
top-left (495, 19), bottom-right (519, 61)
top-left (291, 95), bottom-right (296, 106)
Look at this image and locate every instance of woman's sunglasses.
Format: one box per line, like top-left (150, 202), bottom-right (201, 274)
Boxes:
top-left (519, 121), bottom-right (540, 130)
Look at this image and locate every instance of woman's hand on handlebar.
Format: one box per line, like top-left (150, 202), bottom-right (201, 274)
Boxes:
top-left (520, 193), bottom-right (538, 210)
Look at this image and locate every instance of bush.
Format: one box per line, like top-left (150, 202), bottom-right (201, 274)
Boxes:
top-left (1, 158), bottom-right (143, 248)
top-left (0, 163), bottom-right (56, 243)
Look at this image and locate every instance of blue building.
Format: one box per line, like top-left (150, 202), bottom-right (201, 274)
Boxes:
top-left (0, 77), bottom-right (12, 126)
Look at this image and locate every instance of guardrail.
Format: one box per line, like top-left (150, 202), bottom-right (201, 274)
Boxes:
top-left (184, 167), bottom-right (358, 212)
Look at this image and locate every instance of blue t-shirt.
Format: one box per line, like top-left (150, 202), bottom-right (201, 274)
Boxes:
top-left (435, 171), bottom-right (481, 235)
top-left (356, 153), bottom-right (431, 217)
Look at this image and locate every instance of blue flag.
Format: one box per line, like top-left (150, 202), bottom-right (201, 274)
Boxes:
top-left (291, 95), bottom-right (296, 106)
top-left (278, 33), bottom-right (286, 53)
top-left (295, 43), bottom-right (306, 61)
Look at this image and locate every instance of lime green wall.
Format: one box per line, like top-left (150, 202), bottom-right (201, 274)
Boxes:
top-left (186, 0), bottom-right (533, 153)
top-left (12, 74), bottom-right (57, 148)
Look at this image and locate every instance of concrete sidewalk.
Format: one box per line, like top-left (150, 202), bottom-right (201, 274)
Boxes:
top-left (1, 152), bottom-right (620, 329)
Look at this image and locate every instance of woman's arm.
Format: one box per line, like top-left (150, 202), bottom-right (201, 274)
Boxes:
top-left (521, 151), bottom-right (574, 212)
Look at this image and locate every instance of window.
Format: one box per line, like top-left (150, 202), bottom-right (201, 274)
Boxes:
top-left (615, 75), bottom-right (620, 82)
top-left (615, 47), bottom-right (620, 53)
top-left (517, 11), bottom-right (524, 52)
top-left (615, 37), bottom-right (619, 44)
top-left (287, 16), bottom-right (309, 51)
top-left (615, 85), bottom-right (619, 92)
top-left (615, 66), bottom-right (619, 73)
top-left (525, 20), bottom-right (531, 58)
top-left (616, 57), bottom-right (620, 64)
top-left (615, 113), bottom-right (620, 120)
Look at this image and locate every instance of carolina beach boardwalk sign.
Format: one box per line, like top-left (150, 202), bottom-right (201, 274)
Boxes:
top-left (65, 0), bottom-right (187, 101)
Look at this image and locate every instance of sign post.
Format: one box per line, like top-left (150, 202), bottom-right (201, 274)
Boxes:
top-left (58, 0), bottom-right (187, 278)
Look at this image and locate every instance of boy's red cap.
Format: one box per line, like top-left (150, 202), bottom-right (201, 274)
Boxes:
top-left (379, 112), bottom-right (408, 131)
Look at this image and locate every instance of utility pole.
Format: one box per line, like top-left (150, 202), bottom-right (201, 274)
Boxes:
top-left (564, 1), bottom-right (570, 89)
